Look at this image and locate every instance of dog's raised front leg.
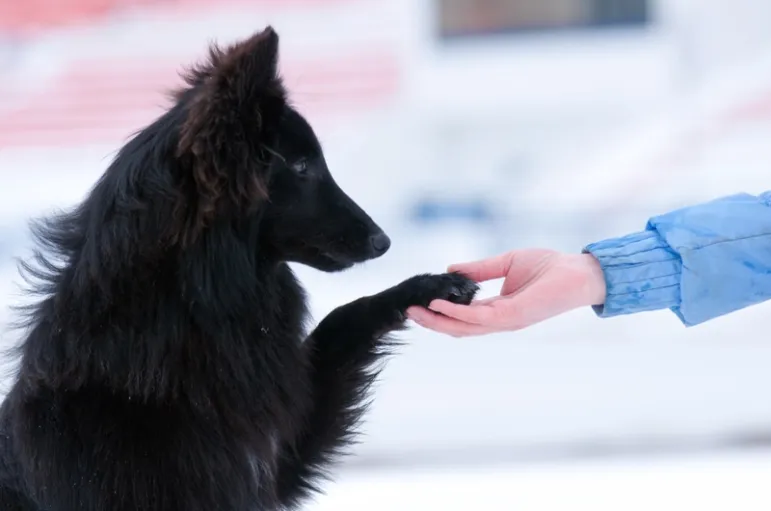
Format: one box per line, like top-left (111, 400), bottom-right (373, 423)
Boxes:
top-left (271, 272), bottom-right (478, 508)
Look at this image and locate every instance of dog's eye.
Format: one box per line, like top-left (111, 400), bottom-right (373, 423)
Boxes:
top-left (291, 159), bottom-right (308, 175)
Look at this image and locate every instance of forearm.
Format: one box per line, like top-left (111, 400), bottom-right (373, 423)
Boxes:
top-left (584, 191), bottom-right (771, 326)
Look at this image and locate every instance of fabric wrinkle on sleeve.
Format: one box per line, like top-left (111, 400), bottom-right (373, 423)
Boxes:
top-left (585, 191), bottom-right (771, 326)
top-left (584, 230), bottom-right (681, 319)
top-left (648, 192), bottom-right (771, 326)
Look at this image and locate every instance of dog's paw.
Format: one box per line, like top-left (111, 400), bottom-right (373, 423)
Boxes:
top-left (394, 272), bottom-right (479, 310)
top-left (336, 272), bottom-right (479, 335)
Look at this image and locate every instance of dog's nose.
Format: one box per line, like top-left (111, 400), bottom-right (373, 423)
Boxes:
top-left (369, 233), bottom-right (391, 255)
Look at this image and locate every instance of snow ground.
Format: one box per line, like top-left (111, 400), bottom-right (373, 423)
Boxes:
top-left (308, 448), bottom-right (771, 511)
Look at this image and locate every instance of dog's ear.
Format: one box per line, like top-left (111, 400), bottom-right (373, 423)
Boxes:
top-left (174, 26), bottom-right (286, 243)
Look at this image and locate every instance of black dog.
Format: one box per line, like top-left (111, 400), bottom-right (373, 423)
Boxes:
top-left (0, 27), bottom-right (478, 511)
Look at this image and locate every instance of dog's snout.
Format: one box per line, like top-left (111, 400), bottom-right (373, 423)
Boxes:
top-left (369, 233), bottom-right (391, 255)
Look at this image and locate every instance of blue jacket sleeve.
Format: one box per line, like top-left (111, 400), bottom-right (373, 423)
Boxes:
top-left (583, 191), bottom-right (771, 326)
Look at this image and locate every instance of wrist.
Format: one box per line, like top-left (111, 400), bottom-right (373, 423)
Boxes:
top-left (578, 253), bottom-right (606, 306)
top-left (583, 230), bottom-right (681, 319)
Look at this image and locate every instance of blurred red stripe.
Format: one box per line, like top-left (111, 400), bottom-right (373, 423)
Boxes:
top-left (0, 50), bottom-right (401, 147)
top-left (0, 0), bottom-right (357, 34)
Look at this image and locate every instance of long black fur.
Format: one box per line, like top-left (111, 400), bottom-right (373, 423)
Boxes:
top-left (0, 27), bottom-right (478, 511)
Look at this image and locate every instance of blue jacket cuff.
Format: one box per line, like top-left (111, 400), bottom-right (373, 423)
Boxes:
top-left (583, 230), bottom-right (682, 318)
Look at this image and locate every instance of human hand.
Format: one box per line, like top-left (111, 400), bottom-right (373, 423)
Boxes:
top-left (406, 249), bottom-right (607, 337)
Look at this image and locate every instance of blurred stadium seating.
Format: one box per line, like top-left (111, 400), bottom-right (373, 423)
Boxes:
top-left (0, 50), bottom-right (400, 147)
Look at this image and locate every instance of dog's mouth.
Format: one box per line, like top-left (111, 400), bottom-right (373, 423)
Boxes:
top-left (314, 253), bottom-right (355, 272)
top-left (288, 237), bottom-right (385, 272)
top-left (294, 244), bottom-right (358, 272)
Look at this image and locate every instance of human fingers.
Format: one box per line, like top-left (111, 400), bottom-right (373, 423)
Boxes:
top-left (426, 299), bottom-right (502, 326)
top-left (447, 251), bottom-right (514, 283)
top-left (471, 296), bottom-right (503, 306)
top-left (406, 306), bottom-right (495, 337)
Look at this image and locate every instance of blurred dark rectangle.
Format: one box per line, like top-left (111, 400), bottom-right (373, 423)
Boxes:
top-left (437, 0), bottom-right (650, 39)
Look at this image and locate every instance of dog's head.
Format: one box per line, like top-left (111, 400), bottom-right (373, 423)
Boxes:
top-left (173, 27), bottom-right (389, 272)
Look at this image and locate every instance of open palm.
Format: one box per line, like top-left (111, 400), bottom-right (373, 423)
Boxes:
top-left (406, 249), bottom-right (606, 337)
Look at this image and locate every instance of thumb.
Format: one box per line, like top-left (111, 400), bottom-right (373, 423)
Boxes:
top-left (448, 251), bottom-right (513, 283)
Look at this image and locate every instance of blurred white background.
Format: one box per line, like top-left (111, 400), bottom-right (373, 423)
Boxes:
top-left (1, 1), bottom-right (771, 509)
